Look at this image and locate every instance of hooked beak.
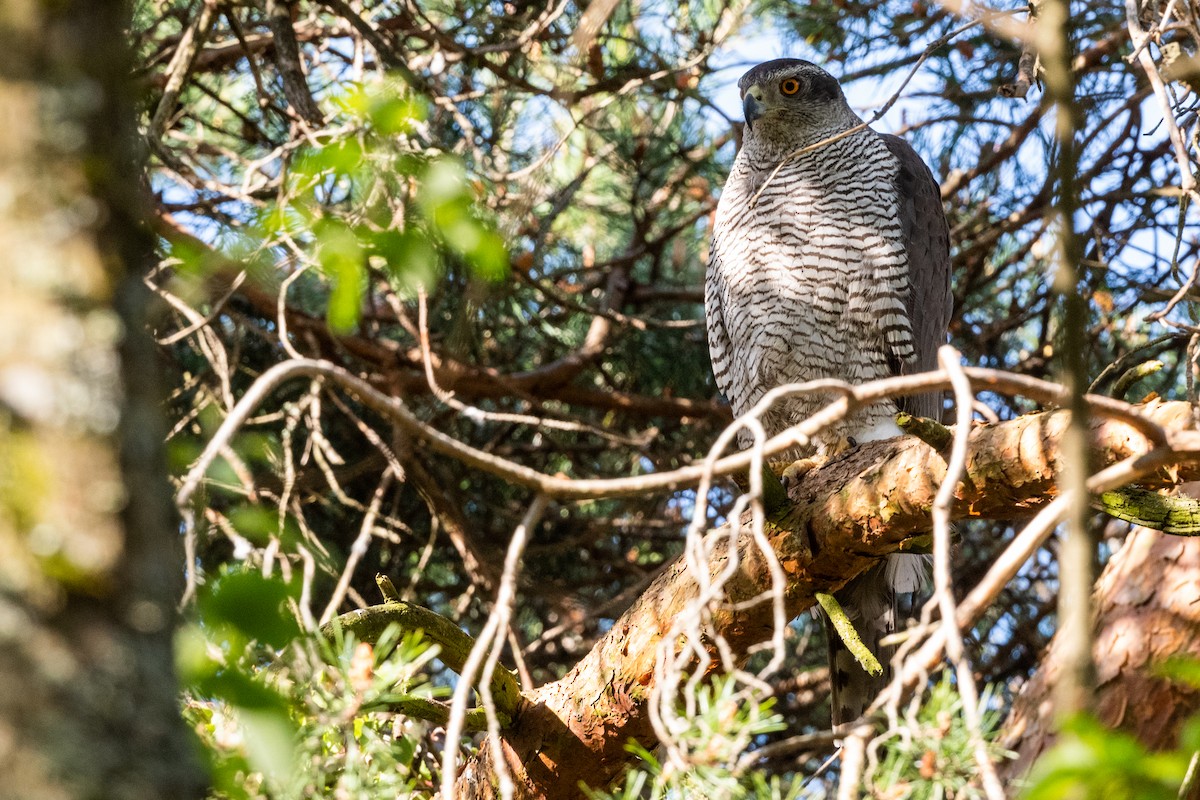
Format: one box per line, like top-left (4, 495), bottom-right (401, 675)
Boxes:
top-left (742, 89), bottom-right (765, 132)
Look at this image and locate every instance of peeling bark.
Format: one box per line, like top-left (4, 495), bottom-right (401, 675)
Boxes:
top-left (456, 401), bottom-right (1200, 798)
top-left (999, 521), bottom-right (1200, 784)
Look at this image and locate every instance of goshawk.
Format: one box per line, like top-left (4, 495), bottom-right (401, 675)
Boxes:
top-left (705, 58), bottom-right (952, 725)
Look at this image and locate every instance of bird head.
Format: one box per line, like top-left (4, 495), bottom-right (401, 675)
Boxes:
top-left (738, 59), bottom-right (856, 145)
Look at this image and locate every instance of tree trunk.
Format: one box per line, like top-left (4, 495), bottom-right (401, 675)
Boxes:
top-left (455, 401), bottom-right (1200, 798)
top-left (0, 1), bottom-right (205, 797)
top-left (999, 521), bottom-right (1200, 783)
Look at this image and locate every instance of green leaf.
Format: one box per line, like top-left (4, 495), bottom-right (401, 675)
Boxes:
top-left (198, 570), bottom-right (302, 649)
top-left (1182, 716), bottom-right (1200, 752)
top-left (340, 77), bottom-right (428, 136)
top-left (414, 157), bottom-right (509, 280)
top-left (238, 705), bottom-right (300, 785)
top-left (196, 665), bottom-right (289, 711)
top-left (1022, 714), bottom-right (1187, 800)
top-left (174, 622), bottom-right (217, 687)
top-left (366, 91), bottom-right (426, 136)
top-left (298, 137), bottom-right (364, 177)
top-left (228, 505), bottom-right (280, 545)
top-left (466, 227), bottom-right (509, 282)
top-left (314, 217), bottom-right (366, 332)
top-left (373, 228), bottom-right (439, 294)
top-left (419, 157), bottom-right (469, 208)
top-left (1156, 655), bottom-right (1200, 688)
top-left (166, 234), bottom-right (222, 279)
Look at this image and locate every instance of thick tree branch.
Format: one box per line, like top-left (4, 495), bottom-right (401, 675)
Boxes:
top-left (264, 0), bottom-right (324, 125)
top-left (457, 400), bottom-right (1200, 798)
top-left (1099, 487), bottom-right (1200, 534)
top-left (999, 525), bottom-right (1200, 781)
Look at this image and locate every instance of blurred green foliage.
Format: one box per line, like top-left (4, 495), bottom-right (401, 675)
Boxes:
top-left (872, 678), bottom-right (1010, 799)
top-left (258, 78), bottom-right (507, 333)
top-left (1019, 658), bottom-right (1200, 799)
top-left (181, 569), bottom-right (443, 798)
top-left (1022, 715), bottom-right (1196, 800)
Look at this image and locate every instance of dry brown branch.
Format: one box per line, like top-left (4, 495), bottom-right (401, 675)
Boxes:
top-left (264, 0), bottom-right (324, 125)
top-left (175, 354), bottom-right (1180, 517)
top-left (998, 0), bottom-right (1039, 98)
top-left (572, 0), bottom-right (621, 56)
top-left (147, 0), bottom-right (218, 138)
top-left (143, 16), bottom-right (354, 88)
top-left (450, 400), bottom-right (1200, 798)
top-left (392, 441), bottom-right (501, 593)
top-left (151, 215), bottom-right (732, 423)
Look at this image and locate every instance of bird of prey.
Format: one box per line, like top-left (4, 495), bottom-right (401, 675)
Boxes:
top-left (705, 58), bottom-right (952, 726)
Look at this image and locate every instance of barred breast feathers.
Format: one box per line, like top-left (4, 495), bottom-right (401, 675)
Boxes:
top-left (707, 128), bottom-right (918, 444)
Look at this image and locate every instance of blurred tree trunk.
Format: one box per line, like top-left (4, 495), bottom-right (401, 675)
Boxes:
top-left (999, 522), bottom-right (1200, 784)
top-left (0, 1), bottom-right (205, 798)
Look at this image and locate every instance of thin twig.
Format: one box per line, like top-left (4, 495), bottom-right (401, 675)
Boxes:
top-left (931, 347), bottom-right (1005, 800)
top-left (175, 358), bottom-right (1173, 513)
top-left (1128, 0), bottom-right (1181, 62)
top-left (319, 467), bottom-right (394, 626)
top-left (440, 494), bottom-right (549, 800)
top-left (414, 289), bottom-right (636, 442)
top-left (1179, 749), bottom-right (1200, 800)
top-left (1126, 0), bottom-right (1198, 195)
top-left (154, 271), bottom-right (247, 345)
top-left (1147, 256), bottom-right (1200, 323)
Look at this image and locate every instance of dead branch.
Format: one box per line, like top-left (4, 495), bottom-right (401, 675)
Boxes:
top-left (264, 0), bottom-right (324, 125)
top-left (439, 400), bottom-right (1200, 798)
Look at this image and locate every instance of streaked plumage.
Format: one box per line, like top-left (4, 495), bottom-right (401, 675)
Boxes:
top-left (706, 59), bottom-right (951, 725)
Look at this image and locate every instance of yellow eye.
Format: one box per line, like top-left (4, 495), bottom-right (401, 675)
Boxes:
top-left (780, 78), bottom-right (801, 96)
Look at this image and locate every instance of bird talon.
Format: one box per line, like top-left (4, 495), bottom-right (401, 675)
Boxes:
top-left (824, 434), bottom-right (856, 458)
top-left (779, 456), bottom-right (823, 491)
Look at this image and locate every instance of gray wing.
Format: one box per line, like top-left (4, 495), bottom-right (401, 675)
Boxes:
top-left (880, 133), bottom-right (952, 421)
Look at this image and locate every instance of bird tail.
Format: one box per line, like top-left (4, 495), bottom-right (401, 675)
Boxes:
top-left (826, 553), bottom-right (928, 727)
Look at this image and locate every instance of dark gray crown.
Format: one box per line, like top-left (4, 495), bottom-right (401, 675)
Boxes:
top-left (737, 58), bottom-right (843, 103)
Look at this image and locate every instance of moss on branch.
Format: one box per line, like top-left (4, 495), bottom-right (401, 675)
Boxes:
top-left (322, 575), bottom-right (521, 723)
top-left (362, 695), bottom-right (496, 732)
top-left (815, 592), bottom-right (883, 675)
top-left (896, 412), bottom-right (953, 451)
top-left (1099, 488), bottom-right (1200, 535)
